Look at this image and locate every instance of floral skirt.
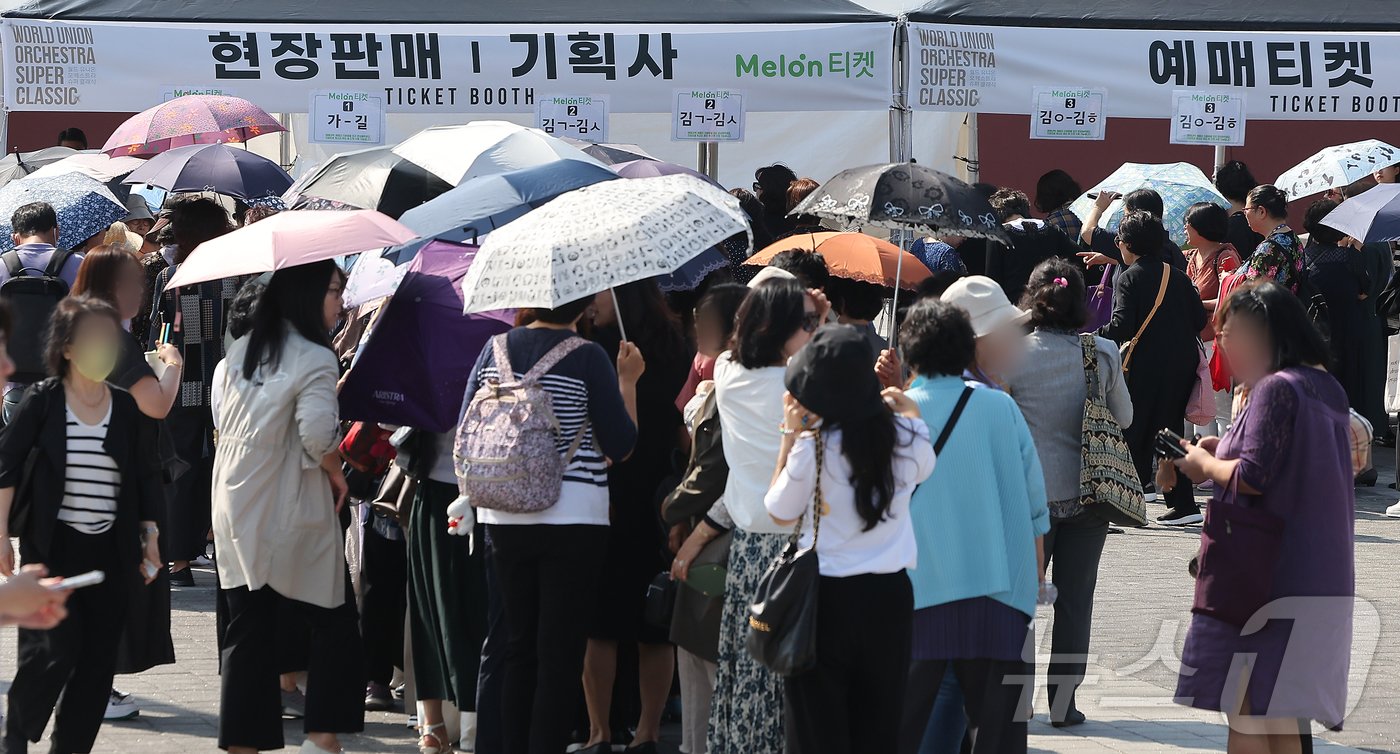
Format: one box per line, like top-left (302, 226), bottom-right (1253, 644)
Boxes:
top-left (707, 528), bottom-right (787, 753)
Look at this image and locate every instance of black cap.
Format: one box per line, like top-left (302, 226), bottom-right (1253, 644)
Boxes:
top-left (784, 324), bottom-right (884, 424)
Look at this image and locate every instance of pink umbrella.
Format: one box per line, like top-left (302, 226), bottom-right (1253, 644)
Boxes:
top-left (101, 95), bottom-right (286, 157)
top-left (166, 210), bottom-right (417, 287)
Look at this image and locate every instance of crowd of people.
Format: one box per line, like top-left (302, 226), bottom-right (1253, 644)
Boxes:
top-left (0, 145), bottom-right (1375, 754)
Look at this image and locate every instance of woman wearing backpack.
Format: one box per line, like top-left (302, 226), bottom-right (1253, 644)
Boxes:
top-left (210, 261), bottom-right (363, 754)
top-left (460, 295), bottom-right (642, 754)
top-left (708, 276), bottom-right (828, 753)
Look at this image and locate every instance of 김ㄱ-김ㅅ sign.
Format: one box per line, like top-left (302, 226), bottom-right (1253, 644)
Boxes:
top-left (536, 95), bottom-right (609, 142)
top-left (1170, 91), bottom-right (1246, 146)
top-left (910, 22), bottom-right (1400, 120)
top-left (672, 89), bottom-right (745, 142)
top-left (1031, 87), bottom-right (1105, 140)
top-left (309, 90), bottom-right (385, 145)
top-left (1, 20), bottom-right (891, 114)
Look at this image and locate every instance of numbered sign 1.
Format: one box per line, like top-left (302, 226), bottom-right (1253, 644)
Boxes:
top-left (1170, 91), bottom-right (1246, 147)
top-left (672, 89), bottom-right (745, 142)
top-left (308, 90), bottom-right (385, 146)
top-left (536, 95), bottom-right (609, 143)
top-left (1030, 87), bottom-right (1107, 141)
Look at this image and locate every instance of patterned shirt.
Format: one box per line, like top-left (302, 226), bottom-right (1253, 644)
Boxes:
top-left (1242, 224), bottom-right (1304, 294)
top-left (149, 265), bottom-right (247, 408)
top-left (1044, 207), bottom-right (1083, 245)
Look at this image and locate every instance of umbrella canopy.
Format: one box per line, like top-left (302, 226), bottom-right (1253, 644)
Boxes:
top-left (562, 139), bottom-right (658, 165)
top-left (24, 151), bottom-right (146, 184)
top-left (123, 143), bottom-right (291, 201)
top-left (1275, 140), bottom-right (1400, 201)
top-left (343, 248), bottom-right (412, 309)
top-left (167, 210), bottom-right (416, 287)
top-left (0, 172), bottom-right (126, 251)
top-left (102, 95), bottom-right (286, 157)
top-left (461, 174), bottom-right (749, 313)
top-left (392, 121), bottom-right (604, 186)
top-left (0, 147), bottom-right (79, 188)
top-left (1068, 162), bottom-right (1228, 246)
top-left (284, 146), bottom-right (453, 219)
top-left (399, 160), bottom-right (620, 244)
top-left (612, 159), bottom-right (717, 186)
top-left (1319, 184), bottom-right (1400, 243)
top-left (748, 231), bottom-right (931, 290)
top-left (790, 162), bottom-right (1009, 242)
top-left (339, 241), bottom-right (514, 432)
top-left (658, 246), bottom-right (731, 293)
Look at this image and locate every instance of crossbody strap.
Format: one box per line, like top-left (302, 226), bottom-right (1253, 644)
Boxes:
top-left (933, 386), bottom-right (975, 455)
top-left (1080, 333), bottom-right (1100, 400)
top-left (1122, 263), bottom-right (1171, 373)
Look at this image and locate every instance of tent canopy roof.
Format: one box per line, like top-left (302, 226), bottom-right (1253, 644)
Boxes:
top-left (908, 0), bottom-right (1395, 31)
top-left (2, 0), bottom-right (893, 24)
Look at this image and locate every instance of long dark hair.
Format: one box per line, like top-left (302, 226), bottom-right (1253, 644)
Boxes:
top-left (731, 277), bottom-right (805, 368)
top-left (696, 283), bottom-right (748, 347)
top-left (1219, 281), bottom-right (1330, 372)
top-left (610, 279), bottom-right (687, 360)
top-left (836, 412), bottom-right (899, 531)
top-left (241, 261), bottom-right (342, 380)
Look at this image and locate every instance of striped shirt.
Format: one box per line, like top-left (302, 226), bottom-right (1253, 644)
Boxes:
top-left (57, 403), bottom-right (120, 535)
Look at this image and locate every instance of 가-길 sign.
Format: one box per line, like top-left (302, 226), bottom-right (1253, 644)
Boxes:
top-left (536, 94), bottom-right (609, 143)
top-left (1030, 87), bottom-right (1106, 140)
top-left (309, 90), bottom-right (385, 145)
top-left (1170, 91), bottom-right (1246, 146)
top-left (672, 89), bottom-right (744, 142)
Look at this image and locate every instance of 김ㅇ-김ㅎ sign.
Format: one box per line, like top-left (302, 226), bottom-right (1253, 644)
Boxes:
top-left (536, 95), bottom-right (609, 142)
top-left (672, 89), bottom-right (744, 141)
top-left (1, 20), bottom-right (891, 113)
top-left (1170, 91), bottom-right (1246, 146)
top-left (1031, 87), bottom-right (1105, 140)
top-left (910, 22), bottom-right (1400, 120)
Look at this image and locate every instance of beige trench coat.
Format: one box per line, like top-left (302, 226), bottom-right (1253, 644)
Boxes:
top-left (212, 331), bottom-right (344, 609)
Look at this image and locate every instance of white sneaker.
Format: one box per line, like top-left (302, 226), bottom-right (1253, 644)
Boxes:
top-left (190, 555), bottom-right (214, 567)
top-left (1386, 500), bottom-right (1400, 518)
top-left (104, 689), bottom-right (139, 720)
top-left (297, 740), bottom-right (342, 753)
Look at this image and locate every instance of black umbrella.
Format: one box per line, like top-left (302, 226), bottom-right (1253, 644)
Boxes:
top-left (790, 162), bottom-right (1009, 243)
top-left (283, 146), bottom-right (452, 219)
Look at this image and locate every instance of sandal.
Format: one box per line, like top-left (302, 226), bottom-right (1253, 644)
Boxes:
top-left (419, 723), bottom-right (454, 754)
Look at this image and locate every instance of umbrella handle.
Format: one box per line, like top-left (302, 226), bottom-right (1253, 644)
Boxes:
top-left (888, 235), bottom-right (906, 349)
top-left (610, 286), bottom-right (628, 343)
top-left (462, 226), bottom-right (480, 246)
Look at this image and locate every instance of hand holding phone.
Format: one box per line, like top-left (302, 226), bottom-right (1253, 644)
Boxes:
top-left (49, 570), bottom-right (104, 591)
top-left (1154, 428), bottom-right (1190, 460)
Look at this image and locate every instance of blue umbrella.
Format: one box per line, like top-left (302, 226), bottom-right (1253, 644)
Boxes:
top-left (1319, 183), bottom-right (1400, 243)
top-left (0, 172), bottom-right (126, 251)
top-left (658, 245), bottom-right (731, 292)
top-left (398, 160), bottom-right (619, 243)
top-left (123, 143), bottom-right (292, 201)
top-left (1068, 162), bottom-right (1228, 247)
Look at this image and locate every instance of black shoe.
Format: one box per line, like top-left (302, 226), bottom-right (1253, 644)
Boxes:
top-left (2, 736), bottom-right (27, 754)
top-left (1157, 509), bottom-right (1204, 526)
top-left (168, 567), bottom-right (195, 587)
top-left (1356, 467), bottom-right (1378, 487)
top-left (575, 744), bottom-right (612, 754)
top-left (625, 743), bottom-right (659, 754)
top-left (1051, 708), bottom-right (1087, 728)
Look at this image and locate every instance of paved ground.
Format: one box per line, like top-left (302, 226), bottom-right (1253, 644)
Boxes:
top-left (2, 454), bottom-right (1397, 753)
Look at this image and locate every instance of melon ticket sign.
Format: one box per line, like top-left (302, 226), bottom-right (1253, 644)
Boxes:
top-left (672, 89), bottom-right (744, 141)
top-left (536, 94), bottom-right (609, 142)
top-left (1170, 90), bottom-right (1246, 146)
top-left (1031, 87), bottom-right (1106, 140)
top-left (309, 90), bottom-right (385, 145)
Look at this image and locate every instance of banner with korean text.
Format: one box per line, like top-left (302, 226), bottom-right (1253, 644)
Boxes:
top-left (2, 19), bottom-right (892, 113)
top-left (910, 22), bottom-right (1400, 120)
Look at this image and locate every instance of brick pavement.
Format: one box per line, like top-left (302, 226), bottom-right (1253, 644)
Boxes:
top-left (2, 457), bottom-right (1397, 753)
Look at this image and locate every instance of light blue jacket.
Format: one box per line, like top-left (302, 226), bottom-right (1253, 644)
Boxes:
top-left (906, 374), bottom-right (1050, 617)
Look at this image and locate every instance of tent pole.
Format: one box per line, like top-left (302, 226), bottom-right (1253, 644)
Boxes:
top-left (890, 17), bottom-right (910, 162)
top-left (1212, 144), bottom-right (1227, 174)
top-left (697, 142), bottom-right (707, 175)
top-left (0, 108), bottom-right (8, 156)
top-left (965, 112), bottom-right (981, 183)
top-left (278, 112), bottom-right (291, 170)
top-left (706, 142), bottom-right (719, 181)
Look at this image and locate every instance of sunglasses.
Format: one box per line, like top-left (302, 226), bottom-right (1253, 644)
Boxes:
top-left (801, 312), bottom-right (821, 333)
top-left (752, 181), bottom-right (763, 194)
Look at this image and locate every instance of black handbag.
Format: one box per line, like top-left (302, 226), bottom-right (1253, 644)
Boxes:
top-left (643, 570), bottom-right (677, 630)
top-left (746, 432), bottom-right (826, 677)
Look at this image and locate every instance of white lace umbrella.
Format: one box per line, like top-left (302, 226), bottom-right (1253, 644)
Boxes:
top-left (460, 175), bottom-right (749, 337)
top-left (1276, 139), bottom-right (1400, 201)
top-left (391, 121), bottom-right (604, 186)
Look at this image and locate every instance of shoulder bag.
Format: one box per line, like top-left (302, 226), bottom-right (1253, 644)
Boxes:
top-left (746, 430), bottom-right (826, 677)
top-left (1085, 263), bottom-right (1116, 332)
top-left (1191, 467), bottom-right (1284, 627)
top-left (1120, 262), bottom-right (1171, 374)
top-left (1079, 334), bottom-right (1147, 526)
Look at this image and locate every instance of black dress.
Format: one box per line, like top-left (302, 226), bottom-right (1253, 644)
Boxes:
top-left (1305, 243), bottom-right (1368, 409)
top-left (986, 220), bottom-right (1084, 303)
top-left (1098, 257), bottom-right (1207, 516)
top-left (1226, 212), bottom-right (1265, 259)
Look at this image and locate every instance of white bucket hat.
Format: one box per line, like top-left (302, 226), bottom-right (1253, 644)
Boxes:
top-left (941, 275), bottom-right (1031, 338)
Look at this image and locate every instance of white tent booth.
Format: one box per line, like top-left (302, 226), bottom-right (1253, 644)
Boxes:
top-left (0, 0), bottom-right (965, 188)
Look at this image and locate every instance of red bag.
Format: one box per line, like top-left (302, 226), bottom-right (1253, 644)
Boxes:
top-left (339, 421), bottom-right (396, 475)
top-left (1209, 270), bottom-right (1248, 391)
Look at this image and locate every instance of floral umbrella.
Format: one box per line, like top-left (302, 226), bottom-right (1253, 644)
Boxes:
top-left (0, 172), bottom-right (126, 251)
top-left (101, 95), bottom-right (286, 157)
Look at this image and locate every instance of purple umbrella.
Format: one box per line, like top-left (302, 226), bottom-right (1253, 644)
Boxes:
top-left (123, 143), bottom-right (292, 201)
top-left (338, 240), bottom-right (514, 432)
top-left (611, 159), bottom-right (720, 186)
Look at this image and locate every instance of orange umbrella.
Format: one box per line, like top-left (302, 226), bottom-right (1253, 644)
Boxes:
top-left (746, 231), bottom-right (930, 290)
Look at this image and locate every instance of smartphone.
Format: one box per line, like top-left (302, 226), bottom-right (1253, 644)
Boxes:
top-left (1154, 428), bottom-right (1189, 460)
top-left (50, 570), bottom-right (104, 591)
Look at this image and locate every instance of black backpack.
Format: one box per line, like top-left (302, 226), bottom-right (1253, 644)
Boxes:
top-left (0, 248), bottom-right (75, 383)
